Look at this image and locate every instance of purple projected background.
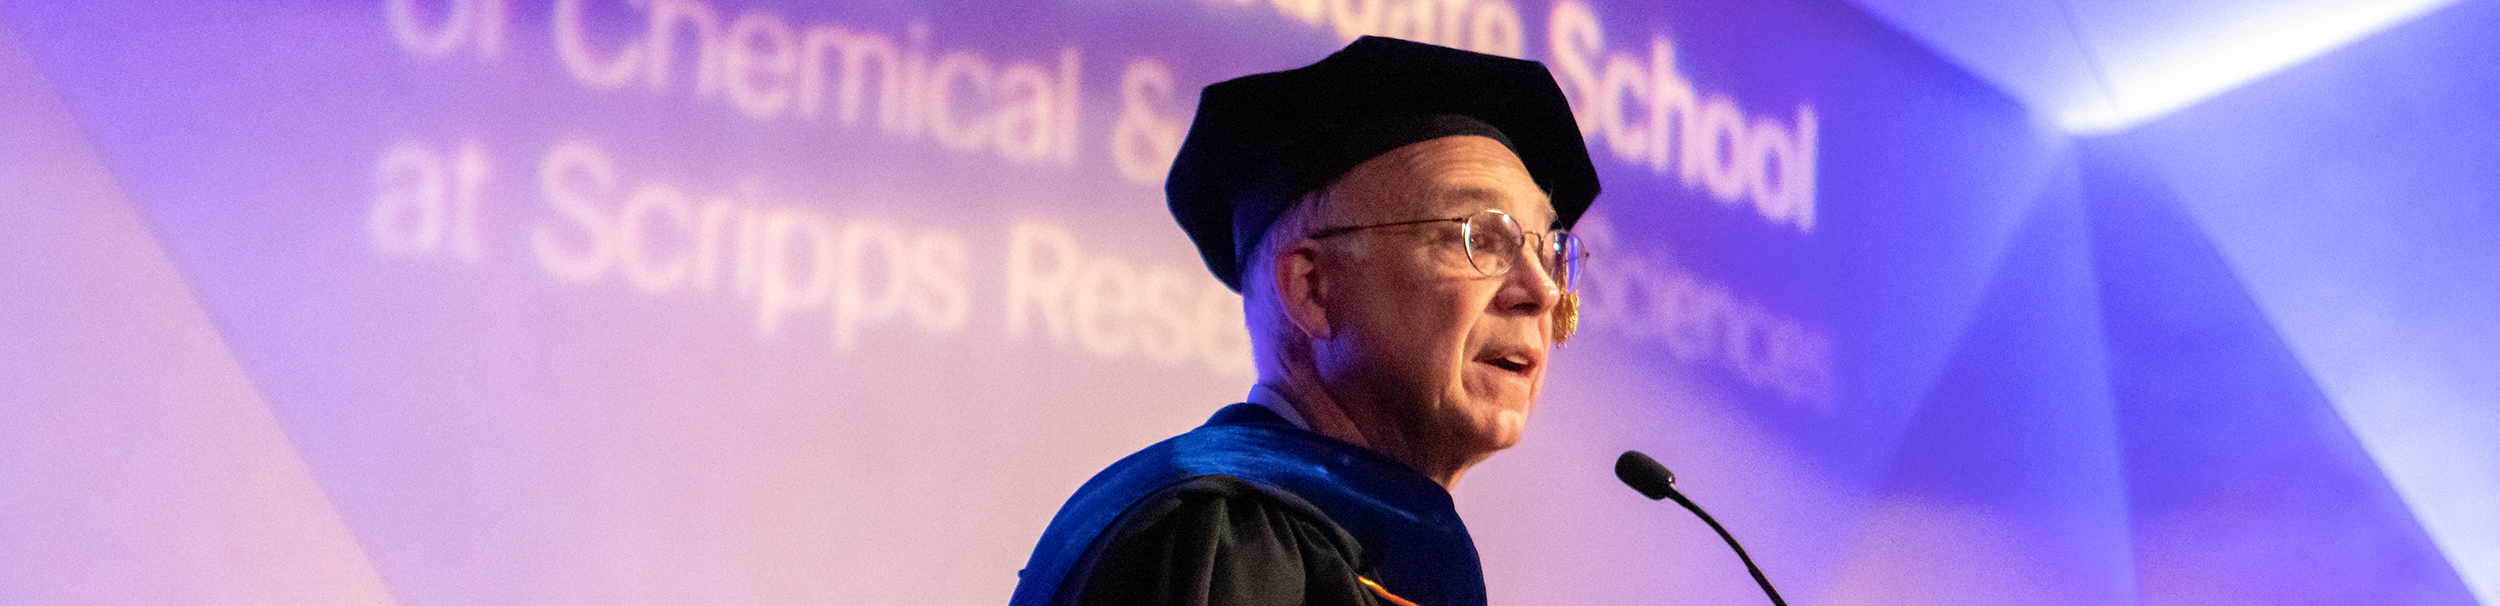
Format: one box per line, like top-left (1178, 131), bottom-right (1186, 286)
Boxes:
top-left (0, 0), bottom-right (2490, 605)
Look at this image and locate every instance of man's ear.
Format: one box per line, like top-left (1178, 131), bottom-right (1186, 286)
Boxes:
top-left (1275, 243), bottom-right (1332, 340)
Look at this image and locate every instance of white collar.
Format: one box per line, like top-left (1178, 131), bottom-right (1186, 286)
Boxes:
top-left (1245, 383), bottom-right (1312, 431)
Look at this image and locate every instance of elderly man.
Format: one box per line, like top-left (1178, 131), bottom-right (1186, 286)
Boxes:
top-left (1010, 36), bottom-right (1598, 606)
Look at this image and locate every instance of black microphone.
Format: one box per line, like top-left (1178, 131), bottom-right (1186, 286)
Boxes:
top-left (1615, 450), bottom-right (1789, 606)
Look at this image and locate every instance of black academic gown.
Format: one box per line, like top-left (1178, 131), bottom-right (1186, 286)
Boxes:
top-left (1010, 404), bottom-right (1487, 606)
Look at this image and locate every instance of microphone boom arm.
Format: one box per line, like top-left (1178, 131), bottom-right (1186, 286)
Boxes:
top-left (1616, 451), bottom-right (1789, 606)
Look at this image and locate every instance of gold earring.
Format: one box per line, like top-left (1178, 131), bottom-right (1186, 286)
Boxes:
top-left (1552, 291), bottom-right (1579, 345)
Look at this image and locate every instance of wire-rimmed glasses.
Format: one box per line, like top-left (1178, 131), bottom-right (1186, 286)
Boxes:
top-left (1307, 209), bottom-right (1586, 292)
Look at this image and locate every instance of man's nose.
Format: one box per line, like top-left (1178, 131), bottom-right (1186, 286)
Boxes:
top-left (1494, 246), bottom-right (1560, 314)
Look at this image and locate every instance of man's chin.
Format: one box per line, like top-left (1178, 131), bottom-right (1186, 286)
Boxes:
top-left (1457, 409), bottom-right (1531, 454)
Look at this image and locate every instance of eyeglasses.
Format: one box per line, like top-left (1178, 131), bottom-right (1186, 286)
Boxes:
top-left (1308, 209), bottom-right (1586, 293)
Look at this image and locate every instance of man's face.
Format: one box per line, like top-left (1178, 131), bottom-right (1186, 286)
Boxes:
top-left (1310, 135), bottom-right (1562, 471)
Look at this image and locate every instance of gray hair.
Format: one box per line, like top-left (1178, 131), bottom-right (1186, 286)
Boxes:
top-left (1240, 187), bottom-right (1334, 378)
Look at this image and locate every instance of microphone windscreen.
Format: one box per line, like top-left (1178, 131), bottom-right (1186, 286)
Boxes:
top-left (1615, 450), bottom-right (1677, 500)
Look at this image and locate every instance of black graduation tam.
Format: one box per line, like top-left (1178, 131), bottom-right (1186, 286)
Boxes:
top-left (1167, 36), bottom-right (1602, 292)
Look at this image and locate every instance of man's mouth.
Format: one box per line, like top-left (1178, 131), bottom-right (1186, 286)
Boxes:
top-left (1479, 351), bottom-right (1536, 374)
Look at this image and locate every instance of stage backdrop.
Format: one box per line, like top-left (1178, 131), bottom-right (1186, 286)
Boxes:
top-left (1, 0), bottom-right (2488, 605)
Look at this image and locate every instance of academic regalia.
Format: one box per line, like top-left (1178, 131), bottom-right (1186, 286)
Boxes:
top-left (1009, 404), bottom-right (1485, 606)
top-left (1013, 35), bottom-right (1599, 606)
top-left (1163, 35), bottom-right (1599, 293)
